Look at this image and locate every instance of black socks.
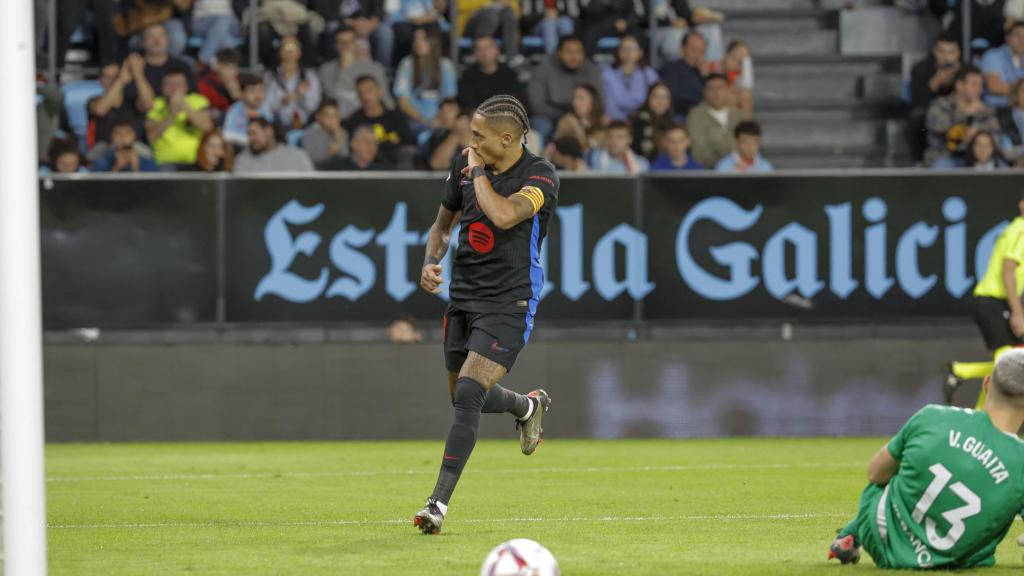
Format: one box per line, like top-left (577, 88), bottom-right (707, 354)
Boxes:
top-left (430, 377), bottom-right (487, 505)
top-left (481, 384), bottom-right (532, 419)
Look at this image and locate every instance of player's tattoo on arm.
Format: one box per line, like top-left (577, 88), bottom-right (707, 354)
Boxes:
top-left (424, 206), bottom-right (461, 268)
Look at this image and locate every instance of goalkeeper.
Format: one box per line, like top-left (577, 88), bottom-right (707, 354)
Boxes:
top-left (830, 350), bottom-right (1024, 569)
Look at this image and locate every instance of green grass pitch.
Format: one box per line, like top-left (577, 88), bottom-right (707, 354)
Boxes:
top-left (48, 438), bottom-right (1024, 575)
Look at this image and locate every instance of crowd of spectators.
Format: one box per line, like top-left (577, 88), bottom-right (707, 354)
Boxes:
top-left (38, 0), bottom-right (771, 175)
top-left (909, 2), bottom-right (1024, 170)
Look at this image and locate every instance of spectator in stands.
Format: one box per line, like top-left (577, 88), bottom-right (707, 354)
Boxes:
top-left (462, 0), bottom-right (520, 61)
top-left (263, 36), bottom-right (322, 130)
top-left (659, 31), bottom-right (707, 120)
top-left (932, 0), bottom-right (1006, 53)
top-left (926, 66), bottom-right (1001, 166)
top-left (907, 31), bottom-right (961, 163)
top-left (997, 78), bottom-right (1024, 164)
top-left (578, 0), bottom-right (643, 56)
top-left (601, 34), bottom-right (659, 121)
top-left (303, 98), bottom-right (350, 165)
top-left (1008, 0), bottom-right (1024, 27)
top-left (190, 0), bottom-right (241, 66)
top-left (55, 0), bottom-right (118, 67)
top-left (45, 139), bottom-right (86, 174)
top-left (318, 26), bottom-right (393, 118)
top-left (687, 73), bottom-right (741, 168)
top-left (650, 122), bottom-right (702, 171)
top-left (255, 0), bottom-right (323, 68)
top-left (145, 70), bottom-right (213, 166)
top-left (719, 40), bottom-right (754, 119)
top-left (87, 59), bottom-right (148, 155)
top-left (193, 130), bottom-right (235, 172)
top-left (234, 118), bottom-right (315, 172)
top-left (520, 0), bottom-right (576, 55)
top-left (426, 102), bottom-right (471, 170)
top-left (344, 75), bottom-right (416, 168)
top-left (116, 2), bottom-right (189, 59)
top-left (197, 48), bottom-right (242, 124)
top-left (630, 81), bottom-right (674, 159)
top-left (321, 124), bottom-right (392, 170)
top-left (553, 83), bottom-right (607, 155)
top-left (90, 118), bottom-right (159, 172)
top-left (394, 27), bottom-right (458, 133)
top-left (36, 81), bottom-right (63, 164)
top-left (651, 0), bottom-right (725, 66)
top-left (528, 35), bottom-right (604, 139)
top-left (391, 0), bottom-right (447, 66)
top-left (910, 31), bottom-right (961, 111)
top-left (129, 23), bottom-right (195, 113)
top-left (387, 316), bottom-right (423, 343)
top-left (548, 135), bottom-right (588, 171)
top-left (223, 74), bottom-right (273, 148)
top-left (331, 0), bottom-right (393, 67)
top-left (459, 36), bottom-right (522, 110)
top-left (981, 22), bottom-right (1024, 107)
top-left (588, 120), bottom-right (649, 173)
top-left (966, 131), bottom-right (1008, 170)
top-left (714, 120), bottom-right (773, 173)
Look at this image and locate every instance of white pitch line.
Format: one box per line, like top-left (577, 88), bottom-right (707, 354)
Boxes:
top-left (46, 462), bottom-right (863, 483)
top-left (48, 512), bottom-right (849, 530)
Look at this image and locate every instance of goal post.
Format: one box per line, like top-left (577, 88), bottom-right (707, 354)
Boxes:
top-left (0, 0), bottom-right (49, 574)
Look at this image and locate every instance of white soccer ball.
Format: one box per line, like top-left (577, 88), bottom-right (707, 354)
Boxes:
top-left (479, 538), bottom-right (560, 576)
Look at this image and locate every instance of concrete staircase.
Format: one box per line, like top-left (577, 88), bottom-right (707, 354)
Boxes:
top-left (702, 0), bottom-right (908, 168)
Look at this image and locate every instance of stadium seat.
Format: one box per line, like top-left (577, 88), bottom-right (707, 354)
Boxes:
top-left (285, 129), bottom-right (304, 148)
top-left (520, 36), bottom-right (544, 55)
top-left (62, 80), bottom-right (103, 152)
top-left (187, 35), bottom-right (244, 50)
top-left (596, 37), bottom-right (620, 52)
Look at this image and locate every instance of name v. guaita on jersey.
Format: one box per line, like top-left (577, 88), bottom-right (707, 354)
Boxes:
top-left (948, 429), bottom-right (1011, 484)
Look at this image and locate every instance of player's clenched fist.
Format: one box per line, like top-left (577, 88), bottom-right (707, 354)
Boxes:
top-left (421, 264), bottom-right (443, 294)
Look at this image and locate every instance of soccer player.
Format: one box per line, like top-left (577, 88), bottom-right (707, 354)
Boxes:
top-left (829, 349), bottom-right (1024, 569)
top-left (413, 95), bottom-right (560, 535)
top-left (944, 194), bottom-right (1024, 406)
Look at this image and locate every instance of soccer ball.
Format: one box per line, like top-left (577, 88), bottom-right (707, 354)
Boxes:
top-left (479, 538), bottom-right (560, 576)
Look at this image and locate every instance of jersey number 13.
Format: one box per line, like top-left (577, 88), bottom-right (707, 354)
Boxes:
top-left (911, 463), bottom-right (982, 551)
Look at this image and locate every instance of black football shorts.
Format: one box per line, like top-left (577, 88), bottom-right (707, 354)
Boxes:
top-left (973, 296), bottom-right (1024, 351)
top-left (443, 305), bottom-right (531, 373)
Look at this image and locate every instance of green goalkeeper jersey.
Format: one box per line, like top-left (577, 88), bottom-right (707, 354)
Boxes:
top-left (873, 404), bottom-right (1024, 569)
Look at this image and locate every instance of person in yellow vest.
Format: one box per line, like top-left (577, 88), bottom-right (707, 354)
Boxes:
top-left (145, 70), bottom-right (213, 166)
top-left (944, 193), bottom-right (1024, 408)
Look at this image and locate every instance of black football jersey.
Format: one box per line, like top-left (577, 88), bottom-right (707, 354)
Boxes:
top-left (441, 149), bottom-right (560, 317)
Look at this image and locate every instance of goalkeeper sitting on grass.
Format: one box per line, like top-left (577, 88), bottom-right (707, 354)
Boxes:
top-left (829, 350), bottom-right (1024, 569)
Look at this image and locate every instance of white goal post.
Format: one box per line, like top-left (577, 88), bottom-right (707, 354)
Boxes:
top-left (0, 0), bottom-right (49, 574)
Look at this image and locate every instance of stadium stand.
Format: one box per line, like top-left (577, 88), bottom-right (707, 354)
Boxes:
top-left (30, 0), bottom-right (1024, 171)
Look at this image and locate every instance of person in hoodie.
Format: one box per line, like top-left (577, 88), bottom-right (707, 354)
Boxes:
top-left (526, 35), bottom-right (603, 140)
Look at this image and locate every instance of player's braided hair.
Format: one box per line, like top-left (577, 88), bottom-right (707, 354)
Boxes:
top-left (476, 95), bottom-right (530, 143)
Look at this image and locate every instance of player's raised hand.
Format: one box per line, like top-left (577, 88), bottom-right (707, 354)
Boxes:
top-left (462, 147), bottom-right (484, 170)
top-left (421, 264), bottom-right (444, 294)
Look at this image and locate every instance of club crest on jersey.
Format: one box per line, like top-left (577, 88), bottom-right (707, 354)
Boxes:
top-left (468, 222), bottom-right (495, 254)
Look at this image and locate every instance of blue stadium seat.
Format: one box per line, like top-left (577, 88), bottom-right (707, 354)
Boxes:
top-left (62, 80), bottom-right (103, 150)
top-left (285, 129), bottom-right (304, 148)
top-left (521, 36), bottom-right (544, 49)
top-left (596, 37), bottom-right (620, 52)
top-left (69, 24), bottom-right (91, 45)
top-left (187, 35), bottom-right (245, 49)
